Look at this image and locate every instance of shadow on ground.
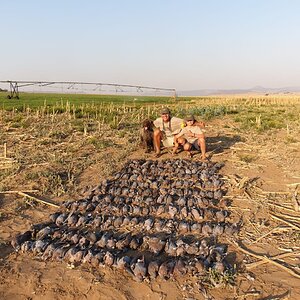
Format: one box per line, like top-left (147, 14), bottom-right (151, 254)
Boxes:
top-left (206, 134), bottom-right (242, 154)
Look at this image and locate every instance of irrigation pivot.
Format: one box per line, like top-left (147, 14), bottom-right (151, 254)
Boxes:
top-left (0, 80), bottom-right (176, 99)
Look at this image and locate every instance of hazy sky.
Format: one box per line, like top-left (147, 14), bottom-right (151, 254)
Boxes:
top-left (1, 0), bottom-right (300, 90)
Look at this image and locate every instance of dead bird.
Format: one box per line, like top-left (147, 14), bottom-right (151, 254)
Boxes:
top-left (213, 224), bottom-right (224, 236)
top-left (173, 258), bottom-right (187, 278)
top-left (36, 226), bottom-right (52, 240)
top-left (158, 260), bottom-right (175, 280)
top-left (144, 218), bottom-right (154, 231)
top-left (11, 230), bottom-right (32, 250)
top-left (33, 239), bottom-right (49, 255)
top-left (168, 205), bottom-right (178, 219)
top-left (153, 219), bottom-right (164, 232)
top-left (116, 256), bottom-right (132, 270)
top-left (67, 214), bottom-right (79, 227)
top-left (55, 213), bottom-right (67, 226)
top-left (190, 223), bottom-right (202, 234)
top-left (49, 212), bottom-right (60, 223)
top-left (106, 236), bottom-right (116, 249)
top-left (103, 251), bottom-right (115, 266)
top-left (64, 247), bottom-right (78, 263)
top-left (148, 260), bottom-right (160, 279)
top-left (82, 249), bottom-right (94, 264)
top-left (96, 232), bottom-right (111, 248)
top-left (215, 210), bottom-right (228, 223)
top-left (185, 241), bottom-right (199, 255)
top-left (145, 236), bottom-right (166, 255)
top-left (85, 231), bottom-right (97, 245)
top-left (180, 206), bottom-right (188, 218)
top-left (52, 246), bottom-right (67, 261)
top-left (191, 207), bottom-right (203, 222)
top-left (42, 243), bottom-right (57, 260)
top-left (20, 240), bottom-right (34, 253)
top-left (178, 221), bottom-right (190, 234)
top-left (202, 223), bottom-right (213, 236)
top-left (194, 258), bottom-right (205, 274)
top-left (131, 256), bottom-right (147, 282)
top-left (115, 233), bottom-right (132, 250)
top-left (129, 237), bottom-right (142, 250)
top-left (164, 240), bottom-right (177, 256)
top-left (91, 251), bottom-right (105, 267)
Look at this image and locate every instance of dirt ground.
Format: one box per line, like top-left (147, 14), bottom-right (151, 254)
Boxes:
top-left (0, 115), bottom-right (300, 300)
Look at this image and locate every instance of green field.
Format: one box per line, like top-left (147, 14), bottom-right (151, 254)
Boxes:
top-left (1, 92), bottom-right (300, 132)
top-left (0, 92), bottom-right (182, 110)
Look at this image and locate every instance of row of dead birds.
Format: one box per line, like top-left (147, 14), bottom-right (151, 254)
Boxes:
top-left (111, 159), bottom-right (224, 180)
top-left (93, 173), bottom-right (224, 197)
top-left (13, 229), bottom-right (229, 281)
top-left (60, 201), bottom-right (229, 223)
top-left (62, 190), bottom-right (227, 215)
top-left (48, 211), bottom-right (238, 236)
top-left (14, 227), bottom-right (225, 258)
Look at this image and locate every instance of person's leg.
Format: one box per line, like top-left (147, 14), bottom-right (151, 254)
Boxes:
top-left (153, 129), bottom-right (163, 155)
top-left (173, 137), bottom-right (186, 155)
top-left (183, 142), bottom-right (192, 157)
top-left (197, 133), bottom-right (206, 160)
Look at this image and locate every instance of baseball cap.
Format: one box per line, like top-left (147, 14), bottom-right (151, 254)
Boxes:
top-left (161, 107), bottom-right (171, 115)
top-left (185, 114), bottom-right (195, 122)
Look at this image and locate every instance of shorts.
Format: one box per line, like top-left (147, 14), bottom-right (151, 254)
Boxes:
top-left (191, 140), bottom-right (200, 150)
top-left (162, 136), bottom-right (174, 148)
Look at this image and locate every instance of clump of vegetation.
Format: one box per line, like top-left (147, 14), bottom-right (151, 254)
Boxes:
top-left (203, 267), bottom-right (236, 288)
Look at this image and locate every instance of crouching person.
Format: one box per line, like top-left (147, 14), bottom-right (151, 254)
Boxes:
top-left (153, 107), bottom-right (183, 157)
top-left (173, 114), bottom-right (206, 159)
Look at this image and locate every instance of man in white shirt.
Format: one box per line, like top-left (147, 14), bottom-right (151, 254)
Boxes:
top-left (153, 107), bottom-right (183, 157)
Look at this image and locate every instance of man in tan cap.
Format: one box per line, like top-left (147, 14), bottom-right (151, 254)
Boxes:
top-left (153, 107), bottom-right (183, 157)
top-left (173, 114), bottom-right (206, 159)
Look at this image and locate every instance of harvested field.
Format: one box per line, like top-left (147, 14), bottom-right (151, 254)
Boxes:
top-left (1, 94), bottom-right (300, 299)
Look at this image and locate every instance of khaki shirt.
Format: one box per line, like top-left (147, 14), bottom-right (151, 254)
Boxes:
top-left (154, 117), bottom-right (183, 138)
top-left (177, 125), bottom-right (203, 144)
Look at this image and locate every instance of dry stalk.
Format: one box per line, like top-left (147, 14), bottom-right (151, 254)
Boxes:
top-left (251, 226), bottom-right (291, 244)
top-left (0, 190), bottom-right (39, 194)
top-left (246, 250), bottom-right (300, 270)
top-left (270, 213), bottom-right (300, 231)
top-left (229, 239), bottom-right (300, 279)
top-left (9, 191), bottom-right (59, 208)
top-left (267, 201), bottom-right (295, 213)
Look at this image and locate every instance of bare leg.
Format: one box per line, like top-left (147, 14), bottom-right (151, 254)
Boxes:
top-left (183, 142), bottom-right (192, 157)
top-left (153, 129), bottom-right (163, 156)
top-left (173, 137), bottom-right (186, 155)
top-left (197, 134), bottom-right (206, 160)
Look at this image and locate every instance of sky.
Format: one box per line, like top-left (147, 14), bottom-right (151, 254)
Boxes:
top-left (1, 0), bottom-right (300, 91)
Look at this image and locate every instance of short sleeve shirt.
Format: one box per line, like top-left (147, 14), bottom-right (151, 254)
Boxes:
top-left (180, 125), bottom-right (203, 144)
top-left (153, 117), bottom-right (183, 138)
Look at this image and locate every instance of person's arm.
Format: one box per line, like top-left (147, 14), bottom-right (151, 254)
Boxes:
top-left (175, 131), bottom-right (184, 139)
top-left (194, 121), bottom-right (205, 129)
